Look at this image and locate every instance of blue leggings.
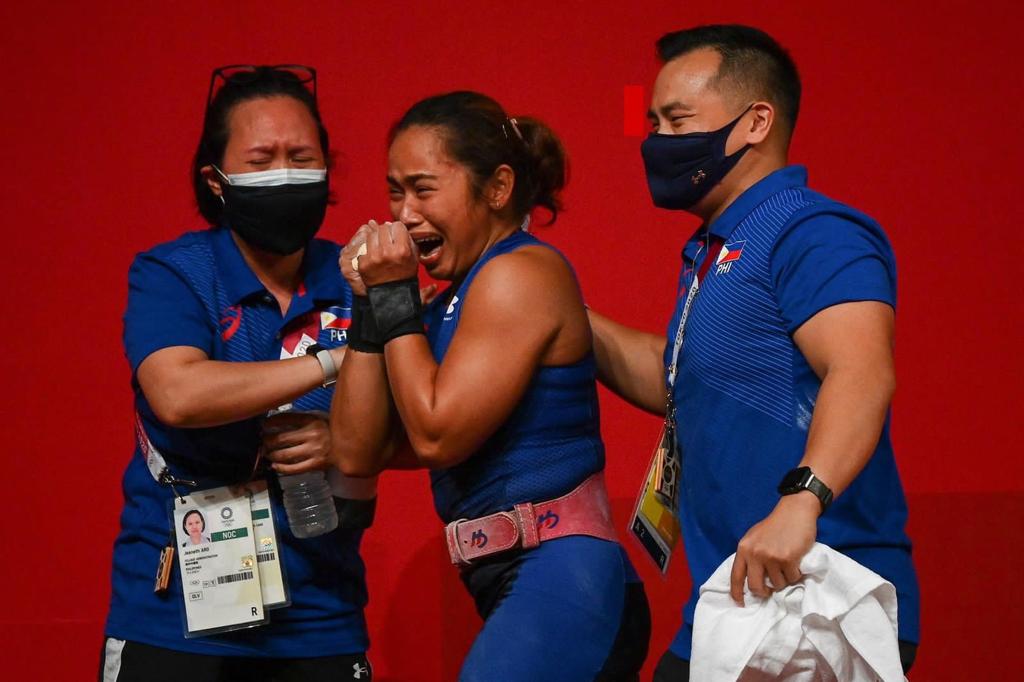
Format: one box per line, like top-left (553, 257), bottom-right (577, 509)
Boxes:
top-left (459, 536), bottom-right (646, 682)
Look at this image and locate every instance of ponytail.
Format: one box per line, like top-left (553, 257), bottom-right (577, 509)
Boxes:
top-left (390, 91), bottom-right (569, 224)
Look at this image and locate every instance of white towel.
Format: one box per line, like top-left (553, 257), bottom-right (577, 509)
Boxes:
top-left (691, 543), bottom-right (904, 681)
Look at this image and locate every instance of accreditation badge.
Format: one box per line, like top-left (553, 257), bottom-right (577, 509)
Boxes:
top-left (629, 427), bottom-right (682, 575)
top-left (240, 479), bottom-right (290, 608)
top-left (173, 486), bottom-right (267, 637)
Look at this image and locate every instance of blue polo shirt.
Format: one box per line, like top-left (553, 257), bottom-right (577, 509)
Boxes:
top-left (105, 226), bottom-right (368, 657)
top-left (665, 166), bottom-right (920, 659)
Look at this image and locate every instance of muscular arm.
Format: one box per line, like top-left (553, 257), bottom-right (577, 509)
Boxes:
top-left (330, 225), bottom-right (441, 477)
top-left (587, 309), bottom-right (666, 415)
top-left (385, 249), bottom-right (581, 468)
top-left (730, 301), bottom-right (896, 602)
top-left (329, 348), bottom-right (405, 477)
top-left (136, 345), bottom-right (345, 429)
top-left (792, 300), bottom-right (896, 496)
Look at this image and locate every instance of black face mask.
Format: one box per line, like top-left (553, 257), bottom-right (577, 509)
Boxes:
top-left (216, 167), bottom-right (329, 255)
top-left (640, 105), bottom-right (752, 211)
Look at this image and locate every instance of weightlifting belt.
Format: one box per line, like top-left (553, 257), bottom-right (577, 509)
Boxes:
top-left (444, 472), bottom-right (618, 567)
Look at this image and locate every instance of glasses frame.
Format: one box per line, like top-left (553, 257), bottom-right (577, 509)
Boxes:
top-left (205, 64), bottom-right (318, 111)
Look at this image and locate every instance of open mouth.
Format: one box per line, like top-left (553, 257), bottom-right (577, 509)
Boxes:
top-left (412, 234), bottom-right (444, 261)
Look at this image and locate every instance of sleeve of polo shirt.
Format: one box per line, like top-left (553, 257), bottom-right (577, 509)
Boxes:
top-left (123, 254), bottom-right (213, 372)
top-left (771, 211), bottom-right (897, 334)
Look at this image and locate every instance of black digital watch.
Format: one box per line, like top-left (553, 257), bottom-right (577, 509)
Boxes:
top-left (777, 466), bottom-right (833, 513)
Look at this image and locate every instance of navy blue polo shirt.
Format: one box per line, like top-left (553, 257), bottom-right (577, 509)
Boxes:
top-left (664, 166), bottom-right (920, 659)
top-left (105, 226), bottom-right (368, 657)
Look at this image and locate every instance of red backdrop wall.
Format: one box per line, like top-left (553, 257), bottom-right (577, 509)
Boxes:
top-left (2, 1), bottom-right (1021, 679)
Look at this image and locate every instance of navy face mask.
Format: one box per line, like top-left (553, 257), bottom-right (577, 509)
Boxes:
top-left (641, 105), bottom-right (752, 211)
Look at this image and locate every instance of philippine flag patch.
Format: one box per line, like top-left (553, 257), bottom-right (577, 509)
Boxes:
top-left (717, 240), bottom-right (746, 265)
top-left (320, 306), bottom-right (352, 330)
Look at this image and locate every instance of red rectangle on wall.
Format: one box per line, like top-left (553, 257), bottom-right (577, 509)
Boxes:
top-left (623, 85), bottom-right (646, 138)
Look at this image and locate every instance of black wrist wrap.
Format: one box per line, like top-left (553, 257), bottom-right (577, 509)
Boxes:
top-left (334, 496), bottom-right (377, 530)
top-left (347, 295), bottom-right (384, 354)
top-left (367, 278), bottom-right (425, 344)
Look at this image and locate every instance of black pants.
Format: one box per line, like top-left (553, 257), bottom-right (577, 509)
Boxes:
top-left (596, 582), bottom-right (653, 681)
top-left (652, 640), bottom-right (918, 681)
top-left (99, 639), bottom-right (372, 682)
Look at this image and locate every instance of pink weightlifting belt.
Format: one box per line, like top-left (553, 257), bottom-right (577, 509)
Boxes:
top-left (444, 472), bottom-right (618, 567)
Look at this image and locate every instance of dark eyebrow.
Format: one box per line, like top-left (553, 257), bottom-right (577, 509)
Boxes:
top-left (388, 172), bottom-right (439, 186)
top-left (243, 144), bottom-right (317, 154)
top-left (387, 172), bottom-right (440, 189)
top-left (648, 101), bottom-right (694, 120)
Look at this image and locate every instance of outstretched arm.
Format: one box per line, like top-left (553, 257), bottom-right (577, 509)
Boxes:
top-left (587, 308), bottom-right (667, 415)
top-left (137, 347), bottom-right (343, 429)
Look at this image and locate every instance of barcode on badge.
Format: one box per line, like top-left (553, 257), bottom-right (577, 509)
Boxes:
top-left (257, 552), bottom-right (276, 563)
top-left (216, 570), bottom-right (254, 585)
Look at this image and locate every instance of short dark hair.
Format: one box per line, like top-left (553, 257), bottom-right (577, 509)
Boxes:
top-left (657, 24), bottom-right (801, 133)
top-left (390, 91), bottom-right (568, 224)
top-left (191, 68), bottom-right (330, 226)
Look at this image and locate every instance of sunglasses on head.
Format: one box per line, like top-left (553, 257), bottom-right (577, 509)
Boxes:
top-left (206, 64), bottom-right (317, 110)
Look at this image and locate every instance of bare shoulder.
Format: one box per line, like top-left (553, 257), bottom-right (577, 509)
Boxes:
top-left (464, 244), bottom-right (581, 312)
top-left (456, 244), bottom-right (590, 364)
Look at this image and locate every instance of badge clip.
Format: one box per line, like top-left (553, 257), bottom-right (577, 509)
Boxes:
top-left (159, 469), bottom-right (198, 501)
top-left (154, 545), bottom-right (175, 594)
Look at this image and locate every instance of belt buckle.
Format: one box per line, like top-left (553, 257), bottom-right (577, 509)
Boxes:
top-left (445, 518), bottom-right (472, 567)
top-left (445, 511), bottom-right (522, 567)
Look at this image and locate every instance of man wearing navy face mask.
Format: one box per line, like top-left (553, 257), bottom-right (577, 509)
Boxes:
top-left (588, 25), bottom-right (919, 679)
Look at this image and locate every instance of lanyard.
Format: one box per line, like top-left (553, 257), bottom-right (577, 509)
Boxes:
top-left (665, 234), bottom-right (724, 416)
top-left (135, 411), bottom-right (196, 500)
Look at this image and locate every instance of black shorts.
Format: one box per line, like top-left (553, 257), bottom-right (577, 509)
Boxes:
top-left (98, 638), bottom-right (372, 682)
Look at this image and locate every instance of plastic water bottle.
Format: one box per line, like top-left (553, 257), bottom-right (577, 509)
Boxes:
top-left (279, 470), bottom-right (339, 538)
top-left (265, 406), bottom-right (339, 538)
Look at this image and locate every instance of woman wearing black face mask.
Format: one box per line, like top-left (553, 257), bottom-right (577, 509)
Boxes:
top-left (99, 66), bottom-right (375, 682)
